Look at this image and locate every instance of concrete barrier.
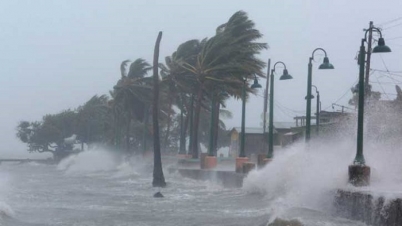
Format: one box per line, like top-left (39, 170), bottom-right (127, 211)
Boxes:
top-left (200, 153), bottom-right (208, 169)
top-left (169, 168), bottom-right (245, 188)
top-left (333, 189), bottom-right (402, 226)
top-left (242, 162), bottom-right (256, 174)
top-left (177, 158), bottom-right (199, 167)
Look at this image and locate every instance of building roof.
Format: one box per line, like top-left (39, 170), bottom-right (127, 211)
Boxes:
top-left (230, 121), bottom-right (296, 134)
top-left (273, 122), bottom-right (297, 129)
top-left (231, 127), bottom-right (277, 134)
top-left (319, 110), bottom-right (353, 117)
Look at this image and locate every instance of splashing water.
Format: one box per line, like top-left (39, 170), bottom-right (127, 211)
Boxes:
top-left (0, 172), bottom-right (14, 223)
top-left (243, 130), bottom-right (402, 223)
top-left (57, 147), bottom-right (121, 175)
top-left (56, 147), bottom-right (152, 179)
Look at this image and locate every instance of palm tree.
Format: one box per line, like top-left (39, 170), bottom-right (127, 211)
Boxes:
top-left (179, 11), bottom-right (267, 158)
top-left (152, 31), bottom-right (166, 188)
top-left (159, 39), bottom-right (204, 154)
top-left (113, 59), bottom-right (152, 154)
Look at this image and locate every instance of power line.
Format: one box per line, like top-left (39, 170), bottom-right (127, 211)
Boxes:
top-left (382, 22), bottom-right (402, 30)
top-left (257, 92), bottom-right (305, 115)
top-left (379, 54), bottom-right (390, 72)
top-left (275, 100), bottom-right (305, 114)
top-left (322, 78), bottom-right (358, 110)
top-left (379, 72), bottom-right (402, 84)
top-left (374, 73), bottom-right (390, 100)
top-left (387, 36), bottom-right (402, 41)
top-left (371, 81), bottom-right (402, 85)
top-left (377, 17), bottom-right (402, 27)
top-left (274, 103), bottom-right (296, 119)
top-left (375, 73), bottom-right (402, 79)
top-left (371, 68), bottom-right (402, 73)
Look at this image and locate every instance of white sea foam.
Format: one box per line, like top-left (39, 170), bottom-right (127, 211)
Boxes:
top-left (111, 161), bottom-right (140, 178)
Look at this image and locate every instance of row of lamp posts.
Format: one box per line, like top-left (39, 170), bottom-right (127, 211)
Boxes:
top-left (237, 22), bottom-right (392, 186)
top-left (201, 22), bottom-right (392, 187)
top-left (265, 50), bottom-right (334, 162)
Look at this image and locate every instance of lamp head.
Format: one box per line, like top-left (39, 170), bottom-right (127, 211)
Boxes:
top-left (319, 57), bottom-right (334, 69)
top-left (305, 94), bottom-right (315, 100)
top-left (372, 37), bottom-right (391, 53)
top-left (279, 69), bottom-right (293, 80)
top-left (250, 77), bottom-right (262, 89)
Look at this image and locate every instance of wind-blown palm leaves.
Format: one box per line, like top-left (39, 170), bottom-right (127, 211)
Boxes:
top-left (112, 58), bottom-right (153, 153)
top-left (179, 11), bottom-right (267, 158)
top-left (16, 10), bottom-right (267, 167)
top-left (158, 39), bottom-right (204, 153)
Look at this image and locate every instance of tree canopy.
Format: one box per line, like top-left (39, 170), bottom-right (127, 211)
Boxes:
top-left (16, 11), bottom-right (265, 161)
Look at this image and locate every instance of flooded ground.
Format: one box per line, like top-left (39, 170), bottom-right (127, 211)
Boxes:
top-left (0, 150), bottom-right (367, 226)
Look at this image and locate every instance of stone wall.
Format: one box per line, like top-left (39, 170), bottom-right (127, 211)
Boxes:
top-left (333, 189), bottom-right (402, 226)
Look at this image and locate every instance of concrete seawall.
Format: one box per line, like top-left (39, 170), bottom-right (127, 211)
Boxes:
top-left (168, 168), bottom-right (245, 188)
top-left (333, 189), bottom-right (402, 226)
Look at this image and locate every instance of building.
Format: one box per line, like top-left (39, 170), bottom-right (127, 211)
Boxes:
top-left (228, 110), bottom-right (354, 158)
top-left (228, 122), bottom-right (297, 157)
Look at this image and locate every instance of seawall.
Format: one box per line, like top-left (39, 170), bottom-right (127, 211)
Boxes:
top-left (334, 189), bottom-right (402, 226)
top-left (168, 168), bottom-right (245, 188)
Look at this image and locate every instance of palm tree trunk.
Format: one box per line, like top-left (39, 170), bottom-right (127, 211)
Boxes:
top-left (213, 101), bottom-right (220, 155)
top-left (152, 31), bottom-right (166, 188)
top-left (188, 94), bottom-right (194, 155)
top-left (191, 83), bottom-right (204, 159)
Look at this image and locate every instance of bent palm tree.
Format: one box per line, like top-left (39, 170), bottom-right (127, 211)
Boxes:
top-left (179, 11), bottom-right (267, 158)
top-left (113, 59), bottom-right (152, 154)
top-left (152, 31), bottom-right (166, 188)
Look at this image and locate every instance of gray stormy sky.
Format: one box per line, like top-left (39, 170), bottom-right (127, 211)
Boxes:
top-left (1, 0), bottom-right (401, 157)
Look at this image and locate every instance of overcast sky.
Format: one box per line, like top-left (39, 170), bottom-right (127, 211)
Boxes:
top-left (1, 0), bottom-right (401, 157)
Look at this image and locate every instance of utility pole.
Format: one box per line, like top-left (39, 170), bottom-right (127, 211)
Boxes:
top-left (263, 59), bottom-right (271, 134)
top-left (364, 21), bottom-right (374, 96)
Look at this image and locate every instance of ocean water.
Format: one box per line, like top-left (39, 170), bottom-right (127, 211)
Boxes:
top-left (0, 148), bottom-right (369, 226)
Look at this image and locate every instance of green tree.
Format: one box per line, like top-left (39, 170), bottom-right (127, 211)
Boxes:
top-left (16, 110), bottom-right (78, 161)
top-left (75, 95), bottom-right (111, 150)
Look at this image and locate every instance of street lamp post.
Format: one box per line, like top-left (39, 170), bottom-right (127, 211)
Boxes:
top-left (266, 62), bottom-right (293, 161)
top-left (236, 76), bottom-right (261, 173)
top-left (312, 85), bottom-right (320, 136)
top-left (349, 24), bottom-right (391, 186)
top-left (305, 48), bottom-right (334, 143)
